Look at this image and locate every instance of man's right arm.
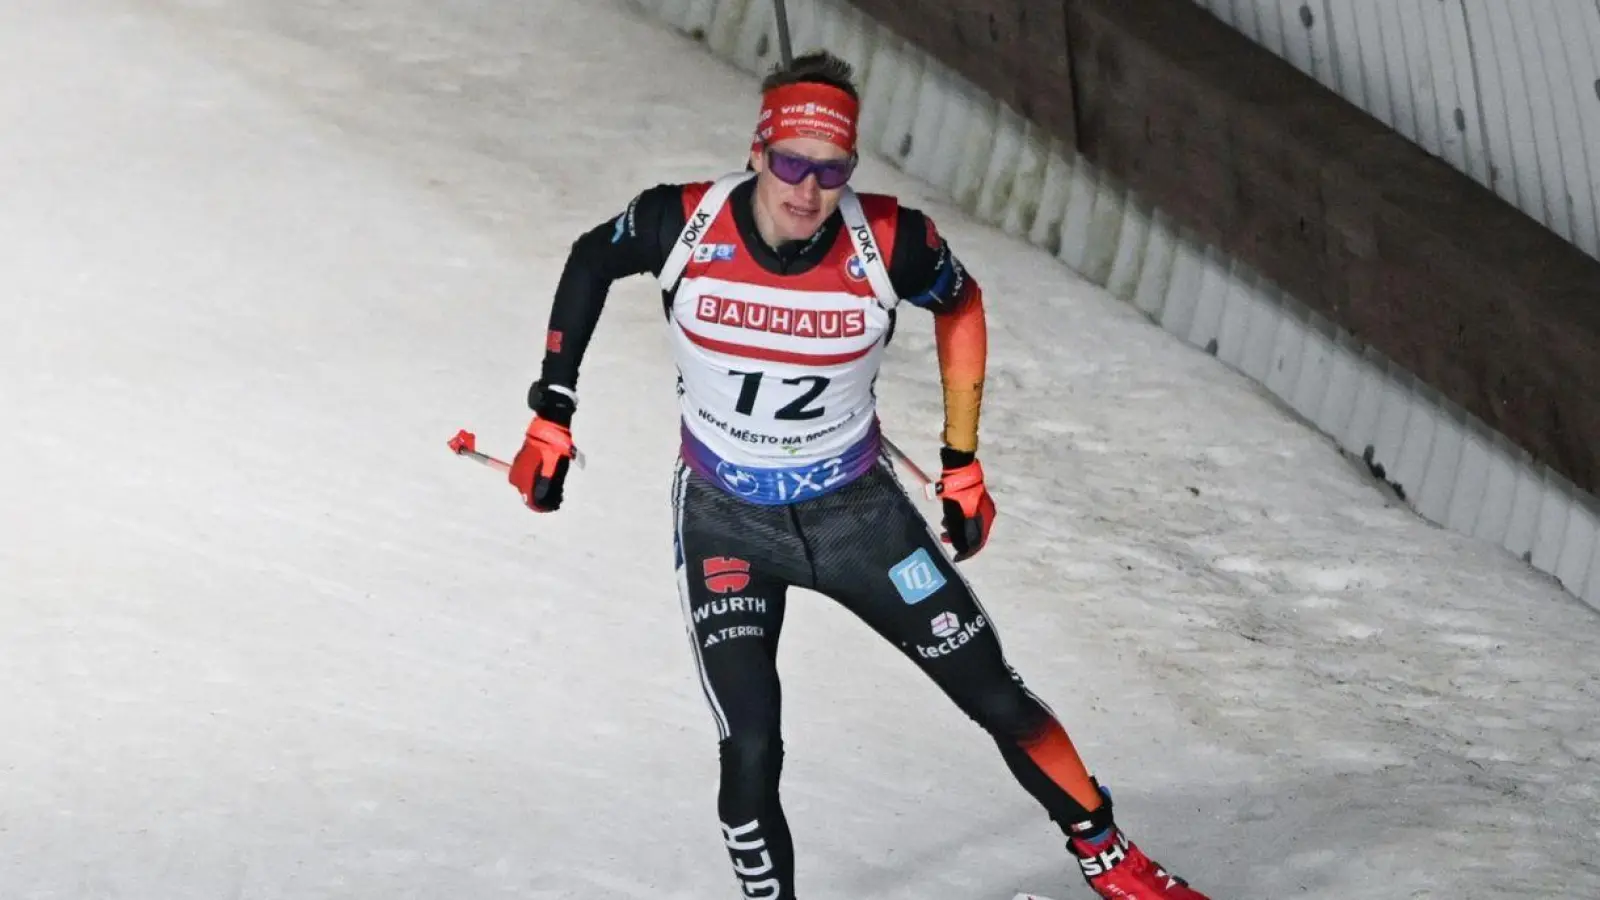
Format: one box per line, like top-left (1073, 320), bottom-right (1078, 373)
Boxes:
top-left (533, 183), bottom-right (686, 422)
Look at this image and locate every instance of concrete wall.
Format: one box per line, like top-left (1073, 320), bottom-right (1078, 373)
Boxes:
top-left (1189, 0), bottom-right (1600, 264)
top-left (626, 0), bottom-right (1600, 611)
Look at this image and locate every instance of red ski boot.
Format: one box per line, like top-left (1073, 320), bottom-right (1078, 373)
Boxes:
top-left (1069, 825), bottom-right (1210, 899)
top-left (1065, 784), bottom-right (1211, 900)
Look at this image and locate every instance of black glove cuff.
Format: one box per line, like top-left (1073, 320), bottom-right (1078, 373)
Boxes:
top-left (529, 380), bottom-right (577, 427)
top-left (939, 445), bottom-right (976, 470)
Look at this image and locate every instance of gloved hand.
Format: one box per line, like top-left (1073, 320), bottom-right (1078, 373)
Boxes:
top-left (935, 447), bottom-right (996, 561)
top-left (509, 383), bottom-right (578, 512)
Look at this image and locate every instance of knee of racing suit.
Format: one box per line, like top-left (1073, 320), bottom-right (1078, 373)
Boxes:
top-left (957, 681), bottom-right (1052, 743)
top-left (718, 727), bottom-right (785, 803)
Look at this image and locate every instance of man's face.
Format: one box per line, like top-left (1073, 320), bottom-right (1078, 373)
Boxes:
top-left (749, 136), bottom-right (854, 244)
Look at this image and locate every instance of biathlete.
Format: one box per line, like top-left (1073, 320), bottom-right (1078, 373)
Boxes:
top-left (507, 48), bottom-right (1213, 900)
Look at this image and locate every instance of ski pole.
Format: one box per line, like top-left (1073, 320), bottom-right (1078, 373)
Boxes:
top-left (447, 428), bottom-right (585, 474)
top-left (882, 434), bottom-right (940, 500)
top-left (762, 7), bottom-right (935, 505)
top-left (773, 0), bottom-right (795, 66)
top-left (454, 426), bottom-right (908, 498)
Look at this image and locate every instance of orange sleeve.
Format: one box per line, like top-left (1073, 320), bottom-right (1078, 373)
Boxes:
top-left (933, 286), bottom-right (987, 454)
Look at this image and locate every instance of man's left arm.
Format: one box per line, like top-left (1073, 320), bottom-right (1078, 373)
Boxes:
top-left (889, 207), bottom-right (996, 561)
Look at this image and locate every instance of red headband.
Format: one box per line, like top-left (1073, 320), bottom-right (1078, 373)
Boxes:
top-left (751, 82), bottom-right (859, 155)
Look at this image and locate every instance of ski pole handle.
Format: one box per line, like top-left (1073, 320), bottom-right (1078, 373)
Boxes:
top-left (448, 429), bottom-right (511, 472)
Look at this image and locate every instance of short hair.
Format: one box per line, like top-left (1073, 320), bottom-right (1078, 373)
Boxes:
top-left (760, 49), bottom-right (859, 101)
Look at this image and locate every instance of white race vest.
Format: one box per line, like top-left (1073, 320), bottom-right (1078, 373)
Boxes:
top-left (659, 173), bottom-right (900, 502)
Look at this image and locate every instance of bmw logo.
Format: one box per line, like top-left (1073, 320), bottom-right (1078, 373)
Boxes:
top-left (715, 461), bottom-right (762, 497)
top-left (846, 255), bottom-right (867, 281)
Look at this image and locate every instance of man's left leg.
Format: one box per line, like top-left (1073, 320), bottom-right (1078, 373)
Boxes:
top-left (797, 463), bottom-right (1210, 899)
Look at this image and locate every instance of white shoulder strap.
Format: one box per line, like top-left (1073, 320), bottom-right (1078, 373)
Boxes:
top-left (658, 171), bottom-right (755, 293)
top-left (837, 188), bottom-right (900, 310)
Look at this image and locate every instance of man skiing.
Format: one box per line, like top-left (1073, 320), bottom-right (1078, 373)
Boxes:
top-left (507, 48), bottom-right (1213, 900)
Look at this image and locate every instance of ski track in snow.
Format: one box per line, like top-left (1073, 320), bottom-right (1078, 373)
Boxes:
top-left (3, 1), bottom-right (1598, 898)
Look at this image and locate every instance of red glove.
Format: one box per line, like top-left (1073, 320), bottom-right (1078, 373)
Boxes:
top-left (935, 449), bottom-right (996, 561)
top-left (509, 416), bottom-right (577, 512)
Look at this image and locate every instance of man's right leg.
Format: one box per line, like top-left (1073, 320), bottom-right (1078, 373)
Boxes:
top-left (672, 462), bottom-right (802, 900)
top-left (796, 463), bottom-right (1211, 899)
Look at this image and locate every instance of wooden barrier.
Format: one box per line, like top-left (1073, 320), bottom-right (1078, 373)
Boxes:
top-left (843, 0), bottom-right (1076, 145)
top-left (847, 0), bottom-right (1600, 495)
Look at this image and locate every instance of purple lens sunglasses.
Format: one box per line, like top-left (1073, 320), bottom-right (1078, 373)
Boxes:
top-left (763, 146), bottom-right (857, 189)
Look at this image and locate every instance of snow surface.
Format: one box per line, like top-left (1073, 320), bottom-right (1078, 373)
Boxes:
top-left (3, 1), bottom-right (1598, 898)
